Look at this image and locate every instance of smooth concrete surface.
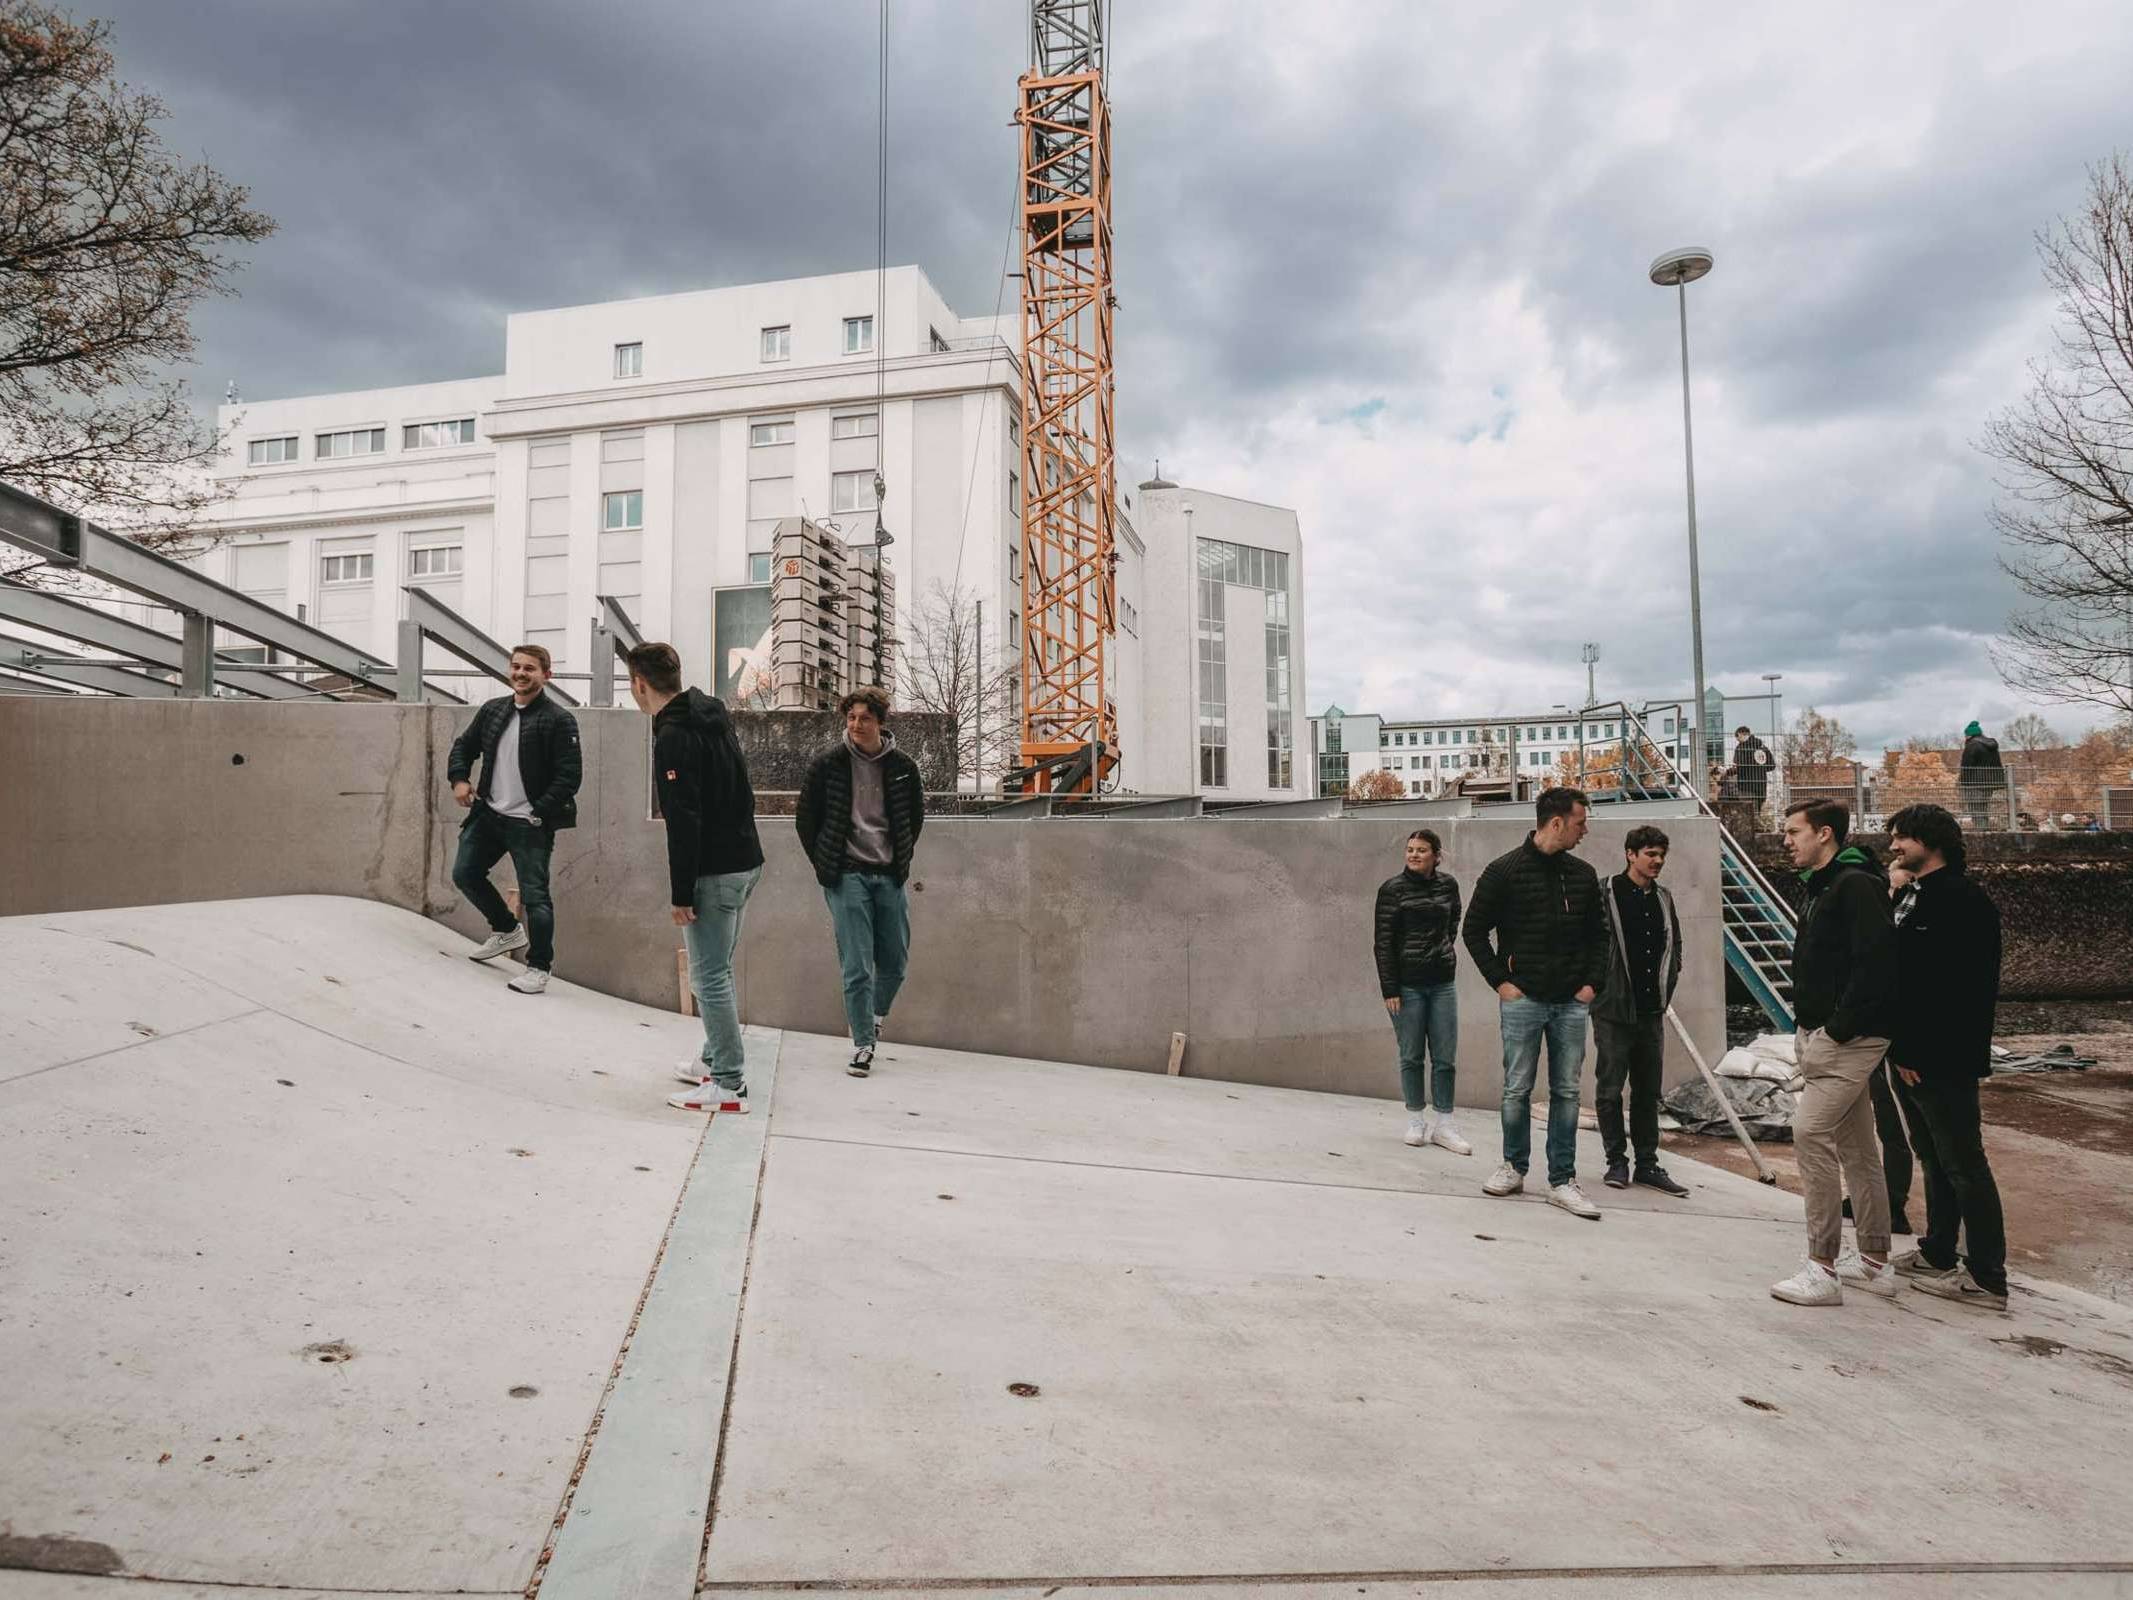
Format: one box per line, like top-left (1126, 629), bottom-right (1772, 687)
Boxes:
top-left (0, 897), bottom-right (717, 1593)
top-left (2, 697), bottom-right (1725, 1109)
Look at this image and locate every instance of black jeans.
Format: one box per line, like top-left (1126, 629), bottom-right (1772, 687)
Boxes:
top-left (1891, 1070), bottom-right (2007, 1294)
top-left (1869, 1064), bottom-right (1915, 1227)
top-left (453, 804), bottom-right (556, 970)
top-left (1593, 1013), bottom-right (1664, 1168)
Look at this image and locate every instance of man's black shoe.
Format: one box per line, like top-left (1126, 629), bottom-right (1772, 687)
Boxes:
top-left (1634, 1165), bottom-right (1690, 1197)
top-left (1603, 1159), bottom-right (1630, 1189)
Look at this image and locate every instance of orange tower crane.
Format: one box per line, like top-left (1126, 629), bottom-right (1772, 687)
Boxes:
top-left (1010, 0), bottom-right (1118, 795)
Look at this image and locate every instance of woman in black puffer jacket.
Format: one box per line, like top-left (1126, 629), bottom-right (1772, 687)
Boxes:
top-left (1373, 830), bottom-right (1473, 1156)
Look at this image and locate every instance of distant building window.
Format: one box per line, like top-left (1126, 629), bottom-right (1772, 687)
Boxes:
top-left (831, 469), bottom-right (878, 514)
top-left (408, 545), bottom-right (463, 579)
top-left (1008, 471), bottom-right (1021, 514)
top-left (320, 552), bottom-right (374, 585)
top-left (316, 428), bottom-right (385, 459)
top-left (1008, 541), bottom-right (1022, 582)
top-left (831, 412), bottom-right (879, 439)
top-left (404, 419), bottom-right (476, 450)
top-left (1120, 597), bottom-right (1138, 636)
top-left (760, 325), bottom-right (790, 363)
top-left (750, 418), bottom-right (796, 447)
top-left (248, 435), bottom-right (298, 466)
top-left (842, 315), bottom-right (874, 355)
top-left (602, 490), bottom-right (643, 530)
top-left (748, 552), bottom-right (773, 583)
top-left (614, 342), bottom-right (643, 378)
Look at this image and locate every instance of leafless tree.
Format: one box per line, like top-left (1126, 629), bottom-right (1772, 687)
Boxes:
top-left (899, 580), bottom-right (1018, 793)
top-left (1781, 706), bottom-right (1857, 774)
top-left (1982, 155), bottom-right (2133, 719)
top-left (2, 3), bottom-right (275, 582)
top-left (2002, 712), bottom-right (2065, 753)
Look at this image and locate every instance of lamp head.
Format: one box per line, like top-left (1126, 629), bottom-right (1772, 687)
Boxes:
top-left (1649, 247), bottom-right (1714, 287)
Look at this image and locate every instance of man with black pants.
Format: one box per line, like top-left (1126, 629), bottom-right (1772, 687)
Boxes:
top-left (796, 687), bottom-right (926, 1078)
top-left (1886, 803), bottom-right (2010, 1311)
top-left (1732, 724), bottom-right (1774, 810)
top-left (448, 644), bottom-right (582, 995)
top-left (624, 643), bottom-right (765, 1117)
top-left (1462, 786), bottom-right (1610, 1220)
top-left (1593, 825), bottom-right (1689, 1197)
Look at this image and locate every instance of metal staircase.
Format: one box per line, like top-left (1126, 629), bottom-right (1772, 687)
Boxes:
top-left (1589, 703), bottom-right (1797, 1030)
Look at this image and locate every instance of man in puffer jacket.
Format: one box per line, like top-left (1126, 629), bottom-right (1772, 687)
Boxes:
top-left (1373, 828), bottom-right (1471, 1156)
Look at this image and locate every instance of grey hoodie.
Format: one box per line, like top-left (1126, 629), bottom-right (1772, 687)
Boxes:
top-left (844, 730), bottom-right (896, 868)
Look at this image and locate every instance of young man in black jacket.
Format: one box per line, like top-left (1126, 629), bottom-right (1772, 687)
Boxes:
top-left (1770, 798), bottom-right (1899, 1306)
top-left (1884, 803), bottom-right (2009, 1311)
top-left (1593, 825), bottom-right (1689, 1197)
top-left (626, 643), bottom-right (765, 1116)
top-left (1373, 829), bottom-right (1471, 1156)
top-left (446, 644), bottom-right (582, 995)
top-left (1461, 786), bottom-right (1609, 1219)
top-left (796, 687), bottom-right (926, 1078)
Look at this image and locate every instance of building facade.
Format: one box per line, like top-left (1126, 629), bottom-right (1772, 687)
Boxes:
top-left (158, 267), bottom-right (1292, 794)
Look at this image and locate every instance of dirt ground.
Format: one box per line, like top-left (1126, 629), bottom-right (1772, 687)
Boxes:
top-left (1674, 1003), bottom-right (2133, 1305)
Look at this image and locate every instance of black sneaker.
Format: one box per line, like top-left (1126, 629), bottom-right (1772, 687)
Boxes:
top-left (1634, 1165), bottom-right (1690, 1197)
top-left (1603, 1159), bottom-right (1630, 1189)
top-left (847, 1045), bottom-right (874, 1079)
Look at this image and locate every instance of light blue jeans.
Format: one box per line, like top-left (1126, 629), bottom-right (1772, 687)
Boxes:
top-left (683, 866), bottom-right (761, 1088)
top-left (825, 871), bottom-right (909, 1048)
top-left (1500, 997), bottom-right (1588, 1187)
top-left (1390, 982), bottom-right (1459, 1113)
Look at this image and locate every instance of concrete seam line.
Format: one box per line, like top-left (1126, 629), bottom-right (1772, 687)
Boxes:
top-left (0, 1006), bottom-right (267, 1087)
top-left (533, 1029), bottom-right (783, 1600)
top-left (763, 1132), bottom-right (1802, 1227)
top-left (692, 1558), bottom-right (2133, 1592)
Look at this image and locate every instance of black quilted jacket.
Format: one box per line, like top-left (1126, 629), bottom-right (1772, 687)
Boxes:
top-left (795, 741), bottom-right (926, 887)
top-left (1460, 834), bottom-right (1608, 1003)
top-left (1373, 869), bottom-right (1463, 997)
top-left (446, 693), bottom-right (582, 831)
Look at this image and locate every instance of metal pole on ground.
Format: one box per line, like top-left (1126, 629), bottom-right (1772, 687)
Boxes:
top-left (1665, 1006), bottom-right (1777, 1184)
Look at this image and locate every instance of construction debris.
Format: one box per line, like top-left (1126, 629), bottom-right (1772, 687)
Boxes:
top-left (1990, 1043), bottom-right (2098, 1075)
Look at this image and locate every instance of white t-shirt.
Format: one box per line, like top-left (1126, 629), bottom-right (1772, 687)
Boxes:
top-left (488, 707), bottom-right (537, 821)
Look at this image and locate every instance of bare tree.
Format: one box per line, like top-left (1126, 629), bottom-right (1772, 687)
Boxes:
top-left (2003, 712), bottom-right (2065, 753)
top-left (2, 3), bottom-right (275, 581)
top-left (899, 580), bottom-right (1017, 792)
top-left (1982, 155), bottom-right (2133, 719)
top-left (1781, 706), bottom-right (1857, 777)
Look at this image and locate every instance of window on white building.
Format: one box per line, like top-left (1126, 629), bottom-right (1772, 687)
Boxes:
top-left (1008, 541), bottom-right (1022, 582)
top-left (315, 428), bottom-right (385, 459)
top-left (407, 545), bottom-right (463, 579)
top-left (614, 342), bottom-right (643, 378)
top-left (404, 419), bottom-right (476, 450)
top-left (842, 315), bottom-right (874, 355)
top-left (748, 552), bottom-right (773, 582)
top-left (247, 435), bottom-right (298, 466)
top-left (320, 551), bottom-right (373, 585)
top-left (602, 490), bottom-right (643, 530)
top-left (749, 418), bottom-right (796, 446)
top-left (831, 469), bottom-right (878, 514)
top-left (831, 412), bottom-right (879, 439)
top-left (760, 325), bottom-right (790, 362)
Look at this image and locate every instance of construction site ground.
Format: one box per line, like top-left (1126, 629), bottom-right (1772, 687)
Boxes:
top-left (5, 897), bottom-right (2133, 1598)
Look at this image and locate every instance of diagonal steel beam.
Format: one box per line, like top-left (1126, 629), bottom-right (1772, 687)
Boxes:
top-left (401, 585), bottom-right (578, 707)
top-left (0, 580), bottom-right (326, 700)
top-left (0, 632), bottom-right (182, 697)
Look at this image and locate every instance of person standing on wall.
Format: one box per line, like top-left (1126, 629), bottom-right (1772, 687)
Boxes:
top-left (1461, 786), bottom-right (1610, 1220)
top-left (1592, 825), bottom-right (1690, 1198)
top-left (448, 644), bottom-right (582, 996)
top-left (1732, 724), bottom-right (1774, 814)
top-left (1374, 829), bottom-right (1472, 1156)
top-left (1769, 798), bottom-right (1900, 1306)
top-left (1958, 721), bottom-right (2004, 829)
top-left (1885, 803), bottom-right (2011, 1311)
top-left (796, 687), bottom-right (926, 1078)
top-left (624, 642), bottom-right (765, 1117)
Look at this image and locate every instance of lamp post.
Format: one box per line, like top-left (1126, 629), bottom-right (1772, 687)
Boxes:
top-left (1650, 245), bottom-right (1714, 793)
top-left (1762, 671), bottom-right (1783, 801)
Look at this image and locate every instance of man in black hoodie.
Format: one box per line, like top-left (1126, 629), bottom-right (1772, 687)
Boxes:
top-left (1958, 721), bottom-right (2004, 828)
top-left (627, 643), bottom-right (765, 1114)
top-left (1884, 803), bottom-right (2009, 1311)
top-left (1770, 799), bottom-right (1899, 1307)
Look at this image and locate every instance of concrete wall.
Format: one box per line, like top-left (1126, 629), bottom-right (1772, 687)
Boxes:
top-left (3, 699), bottom-right (1725, 1108)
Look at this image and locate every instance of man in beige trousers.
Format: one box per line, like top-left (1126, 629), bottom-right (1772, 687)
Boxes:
top-left (1771, 799), bottom-right (1901, 1306)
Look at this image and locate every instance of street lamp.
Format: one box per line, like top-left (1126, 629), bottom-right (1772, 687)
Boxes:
top-left (1651, 245), bottom-right (1714, 793)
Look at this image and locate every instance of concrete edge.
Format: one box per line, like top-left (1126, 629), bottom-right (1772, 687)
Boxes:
top-left (532, 1027), bottom-right (784, 1600)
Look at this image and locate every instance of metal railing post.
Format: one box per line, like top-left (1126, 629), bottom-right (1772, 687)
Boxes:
top-left (396, 619), bottom-right (426, 703)
top-left (179, 612), bottom-right (215, 698)
top-left (1853, 763), bottom-right (1868, 824)
top-left (588, 614), bottom-right (615, 707)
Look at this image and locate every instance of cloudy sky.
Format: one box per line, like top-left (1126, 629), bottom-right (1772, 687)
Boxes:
top-left (94, 0), bottom-right (2133, 750)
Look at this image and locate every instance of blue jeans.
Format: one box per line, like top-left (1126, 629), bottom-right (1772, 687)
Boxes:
top-left (1500, 997), bottom-right (1589, 1186)
top-left (1390, 982), bottom-right (1458, 1113)
top-left (684, 866), bottom-right (761, 1088)
top-left (825, 871), bottom-right (909, 1047)
top-left (453, 805), bottom-right (555, 969)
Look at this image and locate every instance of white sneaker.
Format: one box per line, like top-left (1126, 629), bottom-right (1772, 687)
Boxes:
top-left (1404, 1112), bottom-right (1432, 1147)
top-left (469, 926), bottom-right (528, 962)
top-left (1835, 1247), bottom-right (1899, 1297)
top-left (1430, 1115), bottom-right (1474, 1156)
top-left (507, 968), bottom-right (550, 995)
top-left (668, 1080), bottom-right (746, 1114)
top-left (1771, 1260), bottom-right (1844, 1306)
top-left (1483, 1162), bottom-right (1524, 1197)
top-left (1549, 1180), bottom-right (1602, 1220)
top-left (675, 1060), bottom-right (711, 1085)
